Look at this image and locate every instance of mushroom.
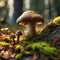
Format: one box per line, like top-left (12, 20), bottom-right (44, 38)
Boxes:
top-left (10, 33), bottom-right (16, 45)
top-left (16, 10), bottom-right (44, 38)
top-left (16, 30), bottom-right (22, 43)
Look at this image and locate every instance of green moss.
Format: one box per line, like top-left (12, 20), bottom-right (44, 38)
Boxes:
top-left (26, 42), bottom-right (59, 57)
top-left (15, 53), bottom-right (23, 59)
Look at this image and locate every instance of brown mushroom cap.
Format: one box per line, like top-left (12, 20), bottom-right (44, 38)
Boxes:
top-left (17, 10), bottom-right (44, 25)
top-left (10, 33), bottom-right (16, 39)
top-left (16, 30), bottom-right (22, 36)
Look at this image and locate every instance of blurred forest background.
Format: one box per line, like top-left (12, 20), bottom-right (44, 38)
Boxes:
top-left (0, 0), bottom-right (60, 27)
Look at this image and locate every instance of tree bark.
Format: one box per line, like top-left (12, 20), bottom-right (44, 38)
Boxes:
top-left (54, 0), bottom-right (60, 16)
top-left (14, 0), bottom-right (23, 24)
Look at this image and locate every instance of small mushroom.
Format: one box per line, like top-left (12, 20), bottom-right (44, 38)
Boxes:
top-left (10, 33), bottom-right (16, 45)
top-left (16, 10), bottom-right (44, 38)
top-left (16, 30), bottom-right (22, 43)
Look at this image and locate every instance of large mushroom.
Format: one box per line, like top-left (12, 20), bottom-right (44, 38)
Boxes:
top-left (16, 10), bottom-right (44, 38)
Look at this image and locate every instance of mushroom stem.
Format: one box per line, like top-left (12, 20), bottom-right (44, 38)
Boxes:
top-left (17, 36), bottom-right (20, 43)
top-left (13, 38), bottom-right (15, 45)
top-left (27, 23), bottom-right (36, 38)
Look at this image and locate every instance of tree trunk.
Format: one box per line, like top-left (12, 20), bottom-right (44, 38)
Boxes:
top-left (14, 0), bottom-right (23, 24)
top-left (54, 0), bottom-right (60, 16)
top-left (48, 0), bottom-right (52, 19)
top-left (30, 0), bottom-right (45, 14)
